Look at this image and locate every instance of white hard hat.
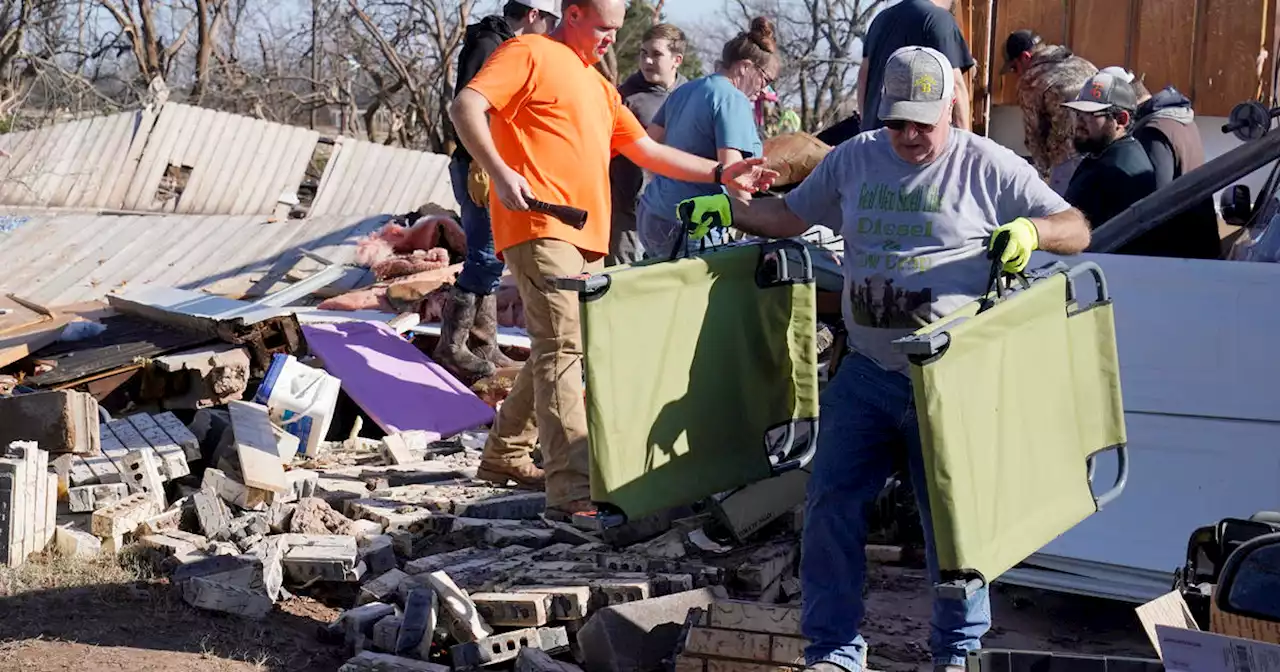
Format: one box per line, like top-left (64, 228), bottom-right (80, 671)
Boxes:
top-left (522, 0), bottom-right (560, 18)
top-left (1099, 66), bottom-right (1135, 84)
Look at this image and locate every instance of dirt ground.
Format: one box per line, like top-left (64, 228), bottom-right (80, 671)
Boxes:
top-left (0, 556), bottom-right (1157, 672)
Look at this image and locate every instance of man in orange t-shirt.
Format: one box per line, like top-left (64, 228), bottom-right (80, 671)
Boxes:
top-left (449, 0), bottom-right (777, 518)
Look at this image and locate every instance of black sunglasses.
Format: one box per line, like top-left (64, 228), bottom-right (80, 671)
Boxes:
top-left (885, 119), bottom-right (936, 133)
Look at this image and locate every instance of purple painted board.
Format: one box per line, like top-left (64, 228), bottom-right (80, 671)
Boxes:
top-left (301, 320), bottom-right (494, 439)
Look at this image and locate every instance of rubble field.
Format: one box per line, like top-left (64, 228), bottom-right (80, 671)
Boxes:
top-left (0, 416), bottom-right (1157, 672)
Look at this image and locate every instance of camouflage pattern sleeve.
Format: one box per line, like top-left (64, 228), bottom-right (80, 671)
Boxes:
top-left (1018, 71), bottom-right (1051, 178)
top-left (1039, 82), bottom-right (1076, 173)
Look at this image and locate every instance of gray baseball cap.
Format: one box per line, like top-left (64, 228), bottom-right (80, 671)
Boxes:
top-left (522, 0), bottom-right (560, 18)
top-left (878, 46), bottom-right (955, 126)
top-left (1063, 72), bottom-right (1137, 113)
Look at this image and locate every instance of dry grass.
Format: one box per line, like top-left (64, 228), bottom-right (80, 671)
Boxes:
top-left (0, 550), bottom-right (151, 597)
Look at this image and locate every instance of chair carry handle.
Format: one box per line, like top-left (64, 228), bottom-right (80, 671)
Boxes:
top-left (1089, 445), bottom-right (1130, 509)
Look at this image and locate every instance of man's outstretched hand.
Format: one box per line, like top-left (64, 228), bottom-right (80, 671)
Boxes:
top-left (722, 157), bottom-right (779, 193)
top-left (677, 193), bottom-right (733, 241)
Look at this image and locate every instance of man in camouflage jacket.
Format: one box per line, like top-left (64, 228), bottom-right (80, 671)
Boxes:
top-left (1002, 30), bottom-right (1098, 193)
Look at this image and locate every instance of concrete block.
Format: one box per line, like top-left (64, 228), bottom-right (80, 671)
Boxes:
top-left (118, 448), bottom-right (166, 508)
top-left (61, 454), bottom-right (96, 488)
top-left (350, 518), bottom-right (383, 538)
top-left (140, 532), bottom-right (204, 556)
top-left (403, 546), bottom-right (497, 575)
top-left (347, 498), bottom-right (446, 535)
top-left (705, 600), bottom-right (801, 636)
top-left (229, 401), bottom-right (288, 494)
top-left (395, 587), bottom-right (435, 655)
top-left (282, 534), bottom-right (360, 583)
top-left (730, 542), bottom-right (798, 598)
top-left (286, 469), bottom-right (318, 499)
top-left (484, 525), bottom-right (555, 549)
top-left (342, 601), bottom-right (396, 645)
top-left (0, 391), bottom-right (99, 454)
top-left (192, 489), bottom-right (232, 539)
top-left (201, 467), bottom-right (270, 511)
top-left (450, 626), bottom-right (569, 669)
top-left (137, 508), bottom-right (182, 536)
top-left (511, 585), bottom-right (592, 621)
top-left (372, 614), bottom-right (403, 652)
top-left (127, 413), bottom-right (191, 480)
top-left (515, 649), bottom-right (585, 672)
top-left (456, 492), bottom-right (546, 520)
top-left (359, 568), bottom-right (410, 605)
top-left (358, 534), bottom-right (397, 576)
top-left (472, 592), bottom-right (551, 627)
top-left (265, 500), bottom-right (296, 533)
top-left (428, 570), bottom-right (492, 642)
top-left (710, 469), bottom-right (809, 542)
top-left (291, 497), bottom-right (357, 536)
top-left (182, 574), bottom-right (273, 619)
top-left (339, 651), bottom-right (449, 672)
top-left (152, 411), bottom-right (202, 461)
top-left (106, 420), bottom-right (166, 482)
top-left (153, 345), bottom-right (251, 410)
top-left (681, 626), bottom-right (806, 668)
top-left (577, 587), bottom-right (727, 672)
top-left (67, 482), bottom-right (130, 513)
top-left (381, 434), bottom-right (417, 465)
top-left (54, 525), bottom-right (101, 558)
top-left (80, 451), bottom-right (122, 485)
top-left (91, 491), bottom-right (162, 538)
top-left (228, 512), bottom-right (270, 542)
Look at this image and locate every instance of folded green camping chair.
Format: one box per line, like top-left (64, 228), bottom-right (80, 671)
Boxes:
top-left (555, 239), bottom-right (820, 523)
top-left (892, 258), bottom-right (1128, 600)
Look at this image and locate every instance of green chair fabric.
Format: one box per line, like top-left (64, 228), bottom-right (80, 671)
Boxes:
top-left (894, 261), bottom-right (1128, 587)
top-left (568, 240), bottom-right (820, 521)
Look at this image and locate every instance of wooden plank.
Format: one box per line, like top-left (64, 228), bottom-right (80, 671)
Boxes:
top-left (1132, 0), bottom-right (1198, 95)
top-left (991, 0), bottom-right (1070, 104)
top-left (1069, 0), bottom-right (1131, 72)
top-left (228, 400), bottom-right (288, 493)
top-left (1193, 0), bottom-right (1271, 116)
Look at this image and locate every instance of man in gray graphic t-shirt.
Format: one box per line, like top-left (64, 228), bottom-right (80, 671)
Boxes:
top-left (675, 47), bottom-right (1091, 672)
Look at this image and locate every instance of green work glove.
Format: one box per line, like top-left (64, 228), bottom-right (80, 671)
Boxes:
top-left (989, 217), bottom-right (1040, 273)
top-left (676, 193), bottom-right (732, 241)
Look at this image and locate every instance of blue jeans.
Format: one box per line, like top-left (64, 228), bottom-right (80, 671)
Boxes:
top-left (636, 199), bottom-right (730, 260)
top-left (449, 156), bottom-right (503, 295)
top-left (802, 352), bottom-right (991, 670)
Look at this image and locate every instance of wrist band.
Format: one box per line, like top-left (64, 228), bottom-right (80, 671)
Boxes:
top-left (714, 163), bottom-right (724, 186)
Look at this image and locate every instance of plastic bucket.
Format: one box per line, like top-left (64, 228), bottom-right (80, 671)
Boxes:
top-left (253, 353), bottom-right (341, 457)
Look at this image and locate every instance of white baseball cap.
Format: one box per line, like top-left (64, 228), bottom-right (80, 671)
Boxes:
top-left (522, 0), bottom-right (560, 18)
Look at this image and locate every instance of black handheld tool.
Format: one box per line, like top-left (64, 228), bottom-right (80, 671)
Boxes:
top-left (528, 199), bottom-right (588, 230)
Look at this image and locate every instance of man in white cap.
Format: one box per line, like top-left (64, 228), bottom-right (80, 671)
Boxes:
top-left (674, 46), bottom-right (1091, 672)
top-left (436, 0), bottom-right (563, 393)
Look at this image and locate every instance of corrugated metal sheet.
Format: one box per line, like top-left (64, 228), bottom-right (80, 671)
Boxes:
top-left (120, 103), bottom-right (320, 215)
top-left (0, 104), bottom-right (458, 218)
top-left (309, 136), bottom-right (457, 217)
top-left (0, 211), bottom-right (394, 305)
top-left (0, 110), bottom-right (148, 209)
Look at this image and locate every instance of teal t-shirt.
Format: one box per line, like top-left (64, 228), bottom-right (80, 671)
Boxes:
top-left (639, 74), bottom-right (762, 226)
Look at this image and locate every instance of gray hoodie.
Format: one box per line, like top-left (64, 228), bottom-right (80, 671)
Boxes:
top-left (609, 71), bottom-right (688, 234)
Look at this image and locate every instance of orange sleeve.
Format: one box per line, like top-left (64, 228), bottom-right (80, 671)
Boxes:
top-left (610, 102), bottom-right (648, 152)
top-left (465, 40), bottom-right (536, 121)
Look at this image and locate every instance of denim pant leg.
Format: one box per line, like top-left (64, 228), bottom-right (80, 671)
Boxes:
top-left (901, 402), bottom-right (993, 667)
top-left (450, 157), bottom-right (504, 296)
top-left (801, 354), bottom-right (900, 671)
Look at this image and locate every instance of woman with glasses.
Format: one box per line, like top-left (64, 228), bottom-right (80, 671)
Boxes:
top-left (636, 16), bottom-right (781, 259)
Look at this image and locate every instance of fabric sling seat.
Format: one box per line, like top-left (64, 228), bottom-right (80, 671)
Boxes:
top-left (892, 258), bottom-right (1129, 599)
top-left (554, 239), bottom-right (821, 523)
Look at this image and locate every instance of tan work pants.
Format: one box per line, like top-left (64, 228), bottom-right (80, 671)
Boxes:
top-left (482, 238), bottom-right (600, 508)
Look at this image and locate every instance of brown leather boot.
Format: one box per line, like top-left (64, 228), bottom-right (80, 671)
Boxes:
top-left (434, 286), bottom-right (496, 384)
top-left (475, 460), bottom-right (545, 489)
top-left (470, 291), bottom-right (520, 369)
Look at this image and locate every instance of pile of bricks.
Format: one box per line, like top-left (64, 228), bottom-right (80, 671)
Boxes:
top-left (0, 384), bottom-right (819, 671)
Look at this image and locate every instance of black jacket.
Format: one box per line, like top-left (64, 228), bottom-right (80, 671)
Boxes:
top-left (452, 16), bottom-right (516, 162)
top-left (1065, 135), bottom-right (1158, 250)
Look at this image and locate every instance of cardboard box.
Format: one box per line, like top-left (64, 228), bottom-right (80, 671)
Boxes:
top-left (1138, 589), bottom-right (1280, 671)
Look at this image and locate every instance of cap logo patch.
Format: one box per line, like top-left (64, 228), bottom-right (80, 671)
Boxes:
top-left (914, 74), bottom-right (938, 97)
top-left (1090, 82), bottom-right (1105, 99)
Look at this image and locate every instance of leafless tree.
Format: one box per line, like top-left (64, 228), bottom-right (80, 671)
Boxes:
top-left (716, 0), bottom-right (886, 133)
